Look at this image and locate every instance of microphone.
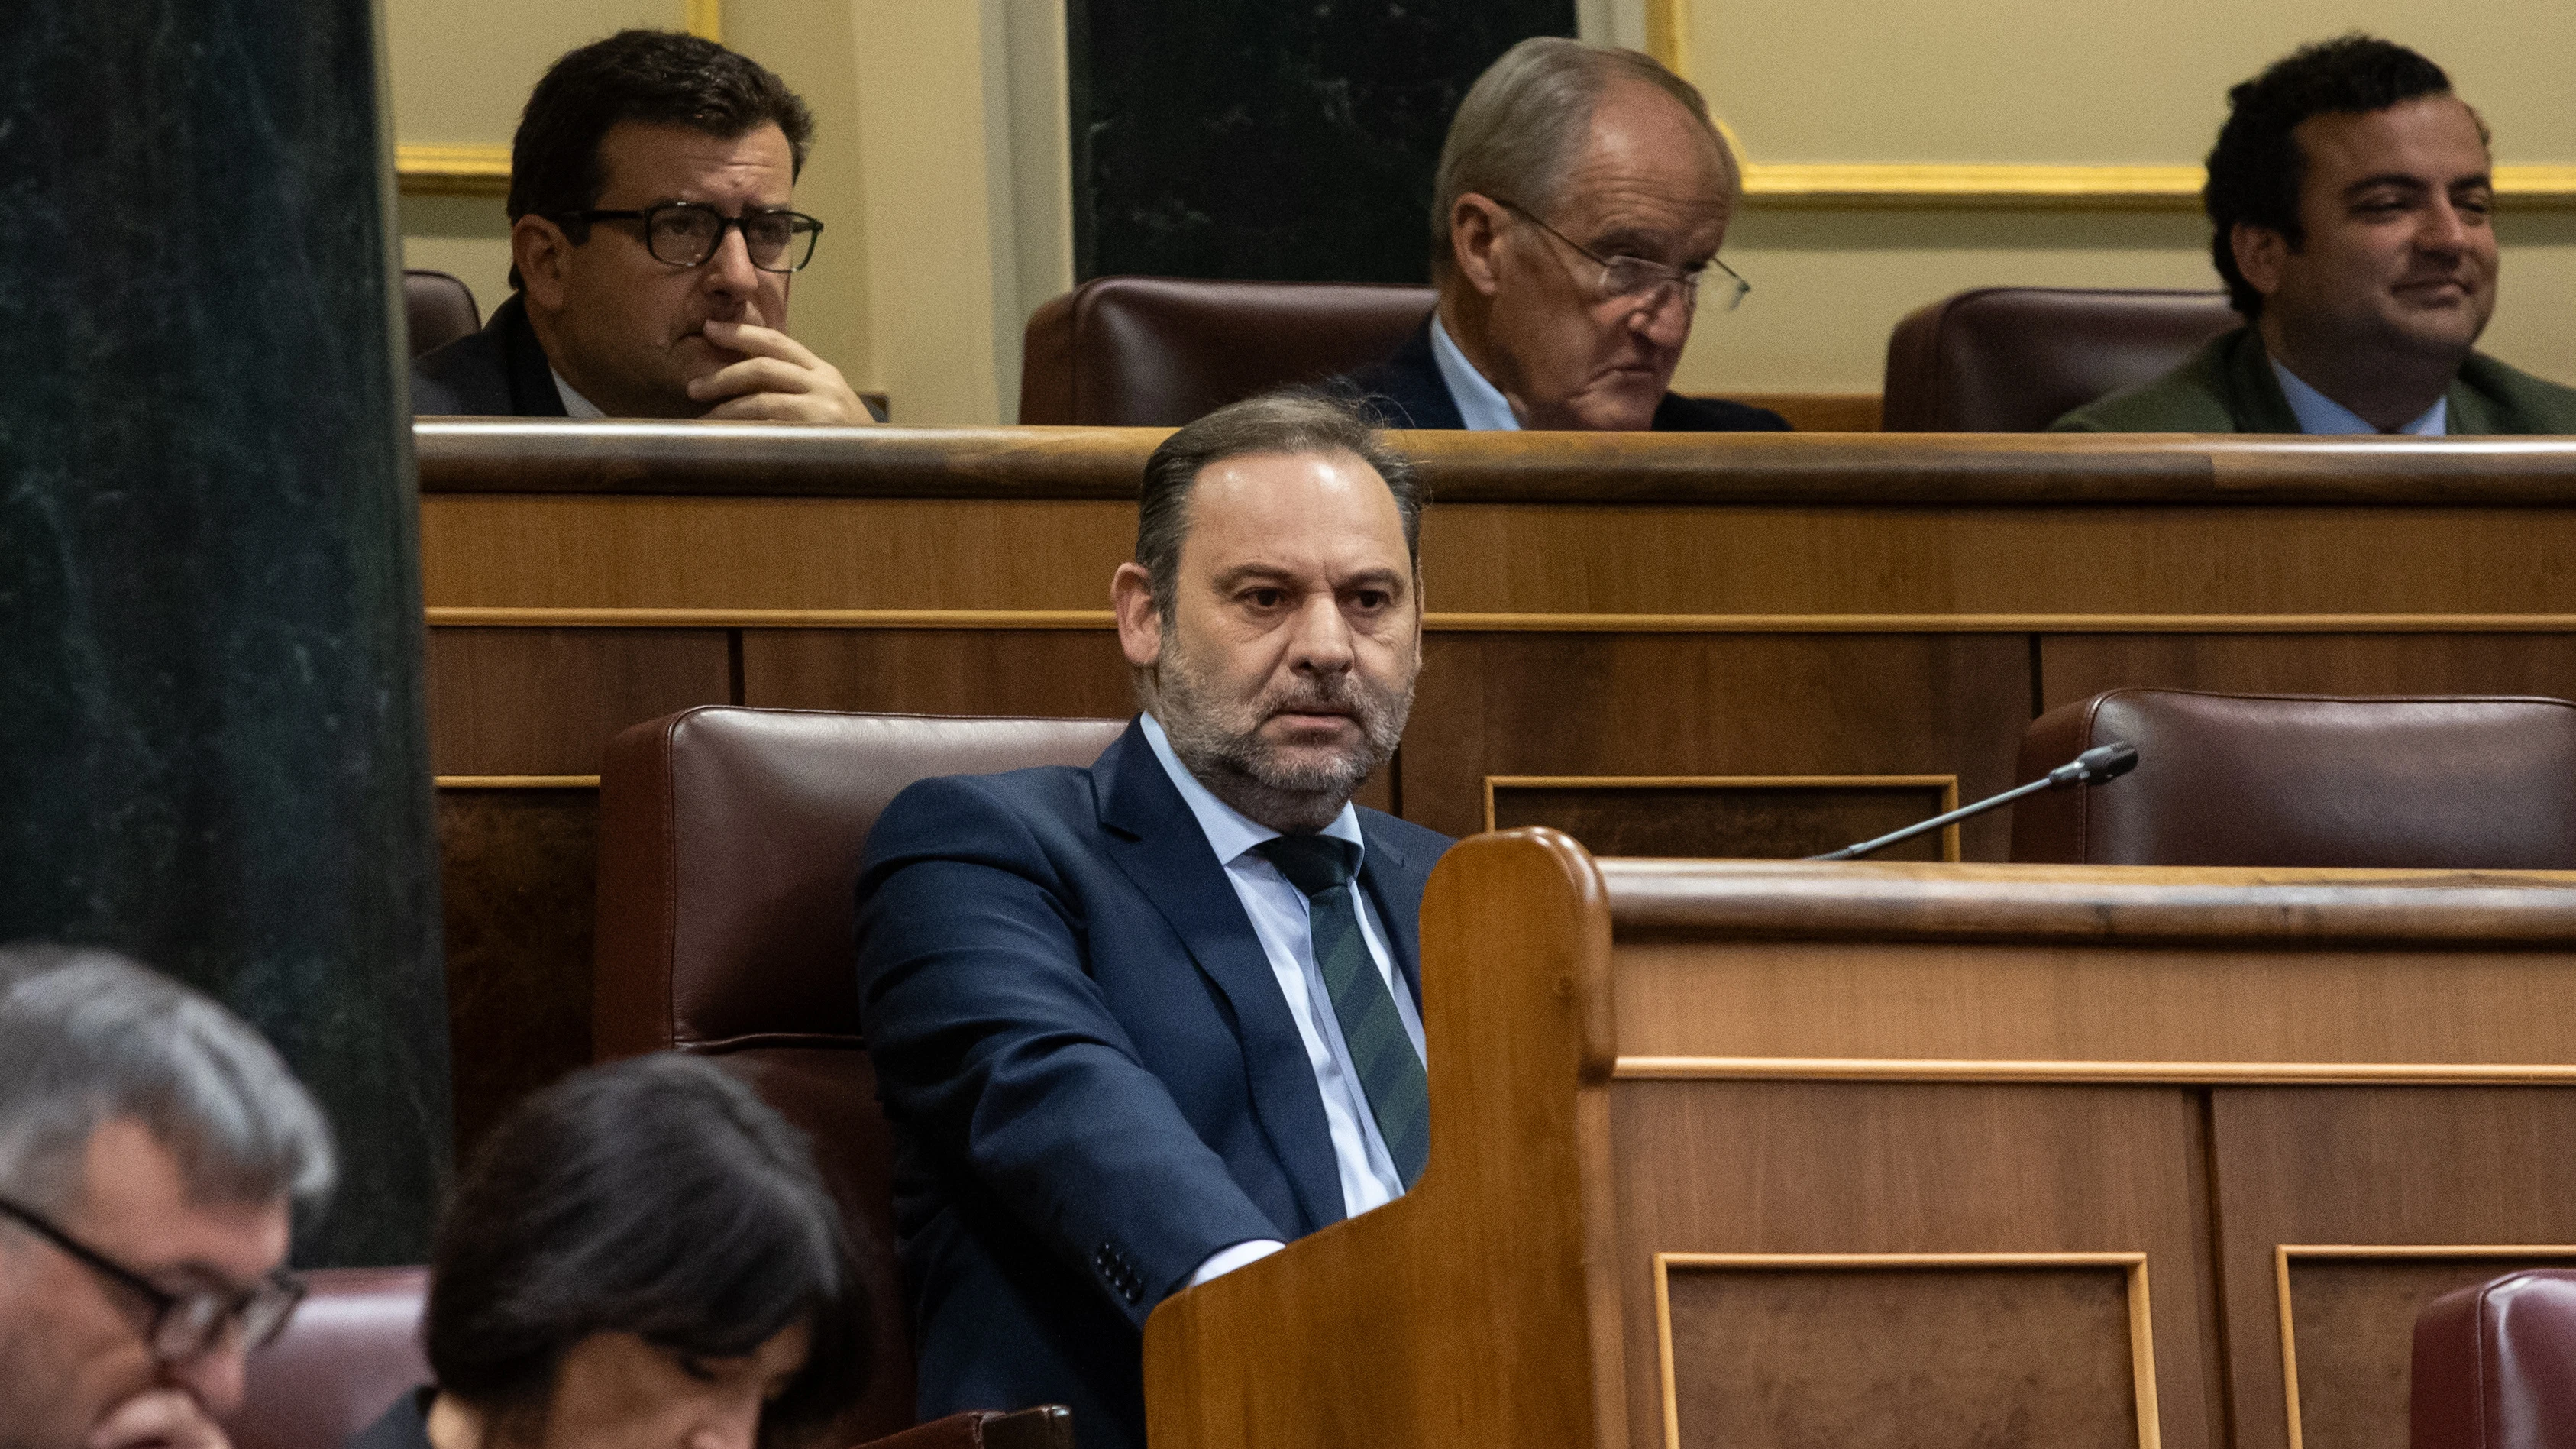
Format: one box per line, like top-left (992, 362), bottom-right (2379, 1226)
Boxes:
top-left (1806, 742), bottom-right (2139, 862)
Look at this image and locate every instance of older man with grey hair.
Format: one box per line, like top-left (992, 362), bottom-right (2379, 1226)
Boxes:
top-left (0, 946), bottom-right (335, 1449)
top-left (1343, 36), bottom-right (1786, 432)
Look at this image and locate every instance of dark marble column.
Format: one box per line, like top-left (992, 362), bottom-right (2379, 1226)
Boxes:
top-left (1068, 0), bottom-right (1577, 284)
top-left (0, 3), bottom-right (449, 1263)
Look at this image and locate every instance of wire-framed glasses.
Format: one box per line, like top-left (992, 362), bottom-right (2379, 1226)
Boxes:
top-left (0, 1195), bottom-right (305, 1361)
top-left (1491, 196), bottom-right (1749, 312)
top-left (554, 202), bottom-right (825, 273)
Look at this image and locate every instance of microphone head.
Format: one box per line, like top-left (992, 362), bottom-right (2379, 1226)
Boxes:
top-left (2072, 741), bottom-right (2139, 784)
top-left (2044, 740), bottom-right (2140, 788)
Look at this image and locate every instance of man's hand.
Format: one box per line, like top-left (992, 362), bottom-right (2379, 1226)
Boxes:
top-left (86, 1389), bottom-right (230, 1449)
top-left (687, 319), bottom-right (875, 423)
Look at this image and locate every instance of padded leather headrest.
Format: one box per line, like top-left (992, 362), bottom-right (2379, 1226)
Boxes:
top-left (2011, 689), bottom-right (2576, 867)
top-left (594, 707), bottom-right (1130, 1056)
top-left (1019, 275), bottom-right (1433, 425)
top-left (1881, 286), bottom-right (2239, 432)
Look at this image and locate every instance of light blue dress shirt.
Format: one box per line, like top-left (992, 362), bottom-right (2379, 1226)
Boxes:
top-left (1428, 315), bottom-right (1522, 432)
top-left (1138, 715), bottom-right (1424, 1285)
top-left (2271, 357), bottom-right (2446, 435)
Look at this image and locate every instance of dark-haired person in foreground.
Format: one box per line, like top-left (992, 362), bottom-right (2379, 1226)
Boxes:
top-left (1340, 37), bottom-right (1785, 432)
top-left (348, 1054), bottom-right (866, 1449)
top-left (412, 30), bottom-right (873, 423)
top-left (856, 390), bottom-right (1452, 1449)
top-left (2057, 35), bottom-right (2576, 433)
top-left (0, 945), bottom-right (335, 1449)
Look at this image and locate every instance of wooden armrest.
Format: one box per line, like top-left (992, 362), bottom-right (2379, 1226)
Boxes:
top-left (852, 1406), bottom-right (1072, 1449)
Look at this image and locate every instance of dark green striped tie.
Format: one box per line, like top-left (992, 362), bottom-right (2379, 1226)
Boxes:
top-left (1253, 834), bottom-right (1429, 1188)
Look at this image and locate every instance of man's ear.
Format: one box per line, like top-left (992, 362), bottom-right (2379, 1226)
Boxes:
top-left (2231, 222), bottom-right (2288, 299)
top-left (1112, 562), bottom-right (1164, 670)
top-left (1449, 194), bottom-right (1510, 299)
top-left (512, 215), bottom-right (576, 315)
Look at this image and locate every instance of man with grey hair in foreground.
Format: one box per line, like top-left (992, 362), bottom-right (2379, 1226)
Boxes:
top-left (0, 946), bottom-right (335, 1449)
top-left (1342, 36), bottom-right (1786, 432)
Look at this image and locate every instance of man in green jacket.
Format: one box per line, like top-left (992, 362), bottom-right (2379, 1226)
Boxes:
top-left (2057, 36), bottom-right (2576, 435)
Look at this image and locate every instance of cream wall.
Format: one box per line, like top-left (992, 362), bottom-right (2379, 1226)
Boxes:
top-left (391, 0), bottom-right (2576, 418)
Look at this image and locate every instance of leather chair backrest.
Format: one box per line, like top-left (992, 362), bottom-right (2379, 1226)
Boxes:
top-left (2413, 1269), bottom-right (2576, 1449)
top-left (593, 707), bottom-right (1130, 1439)
top-left (225, 1267), bottom-right (428, 1449)
top-left (2010, 689), bottom-right (2576, 867)
top-left (1018, 275), bottom-right (1434, 425)
top-left (1880, 286), bottom-right (2240, 431)
top-left (402, 270), bottom-right (481, 357)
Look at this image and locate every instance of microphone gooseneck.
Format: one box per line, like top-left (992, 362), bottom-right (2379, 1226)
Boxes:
top-left (1805, 741), bottom-right (2140, 862)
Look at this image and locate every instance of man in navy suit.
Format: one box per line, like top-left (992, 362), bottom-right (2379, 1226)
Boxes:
top-left (856, 390), bottom-right (1452, 1449)
top-left (1342, 37), bottom-right (1786, 433)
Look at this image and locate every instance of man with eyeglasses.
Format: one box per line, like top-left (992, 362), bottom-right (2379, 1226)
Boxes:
top-left (0, 945), bottom-right (334, 1449)
top-left (412, 31), bottom-right (872, 423)
top-left (1341, 37), bottom-right (1786, 433)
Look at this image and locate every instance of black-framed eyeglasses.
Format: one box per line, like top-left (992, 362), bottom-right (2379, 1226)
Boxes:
top-left (553, 202), bottom-right (824, 273)
top-left (1490, 197), bottom-right (1749, 312)
top-left (0, 1196), bottom-right (305, 1362)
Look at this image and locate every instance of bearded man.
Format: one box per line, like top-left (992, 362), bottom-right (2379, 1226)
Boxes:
top-left (855, 390), bottom-right (1449, 1449)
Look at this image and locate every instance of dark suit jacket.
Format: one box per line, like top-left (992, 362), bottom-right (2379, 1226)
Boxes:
top-left (409, 293), bottom-right (567, 416)
top-left (1340, 315), bottom-right (1790, 432)
top-left (854, 721), bottom-right (1453, 1449)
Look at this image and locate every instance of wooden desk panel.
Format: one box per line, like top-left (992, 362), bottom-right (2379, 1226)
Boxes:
top-left (1143, 841), bottom-right (2576, 1449)
top-left (1406, 632), bottom-right (2030, 849)
top-left (2041, 633), bottom-right (2576, 710)
top-left (1612, 1079), bottom-right (2215, 1449)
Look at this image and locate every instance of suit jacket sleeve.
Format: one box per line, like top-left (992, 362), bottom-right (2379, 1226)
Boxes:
top-left (856, 773), bottom-right (1286, 1326)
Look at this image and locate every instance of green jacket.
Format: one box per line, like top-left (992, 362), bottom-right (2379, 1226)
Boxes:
top-left (2051, 326), bottom-right (2576, 434)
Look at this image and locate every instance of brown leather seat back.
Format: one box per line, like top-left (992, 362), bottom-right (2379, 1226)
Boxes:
top-left (1880, 286), bottom-right (2240, 431)
top-left (1018, 275), bottom-right (1434, 425)
top-left (593, 707), bottom-right (1130, 1439)
top-left (2011, 689), bottom-right (2576, 867)
top-left (402, 270), bottom-right (481, 357)
top-left (225, 1267), bottom-right (428, 1449)
top-left (2412, 1269), bottom-right (2576, 1449)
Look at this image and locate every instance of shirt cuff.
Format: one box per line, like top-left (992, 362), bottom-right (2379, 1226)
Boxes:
top-left (1188, 1238), bottom-right (1286, 1287)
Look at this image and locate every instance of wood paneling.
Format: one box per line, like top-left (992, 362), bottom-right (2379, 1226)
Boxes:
top-left (2041, 633), bottom-right (2576, 710)
top-left (1662, 1257), bottom-right (2145, 1449)
top-left (436, 787), bottom-right (597, 1160)
top-left (739, 628), bottom-right (1134, 715)
top-left (1611, 936), bottom-right (2576, 1072)
top-left (420, 496), bottom-right (1136, 610)
top-left (1407, 633), bottom-right (2029, 852)
top-left (1417, 504), bottom-right (2576, 617)
top-left (426, 627), bottom-right (732, 775)
top-left (2207, 1088), bottom-right (2576, 1449)
top-left (2280, 1253), bottom-right (2569, 1449)
top-left (1613, 1082), bottom-right (2213, 1449)
top-left (1489, 777), bottom-right (1954, 860)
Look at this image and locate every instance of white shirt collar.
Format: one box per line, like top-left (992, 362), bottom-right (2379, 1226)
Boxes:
top-left (2270, 357), bottom-right (2446, 436)
top-left (1138, 713), bottom-right (1367, 867)
top-left (551, 369), bottom-right (607, 420)
top-left (1427, 315), bottom-right (1521, 432)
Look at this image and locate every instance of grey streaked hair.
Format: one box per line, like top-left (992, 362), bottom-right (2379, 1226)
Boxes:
top-left (0, 944), bottom-right (336, 1215)
top-left (1429, 37), bottom-right (1732, 273)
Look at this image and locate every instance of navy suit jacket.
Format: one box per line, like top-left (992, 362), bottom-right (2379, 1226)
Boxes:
top-left (854, 721), bottom-right (1453, 1449)
top-left (409, 293), bottom-right (568, 416)
top-left (1340, 315), bottom-right (1791, 432)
